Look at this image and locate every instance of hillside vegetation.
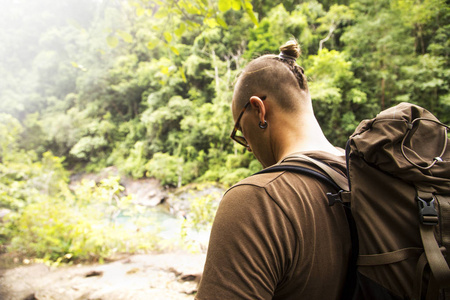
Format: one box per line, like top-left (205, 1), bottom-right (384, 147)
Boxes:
top-left (0, 0), bottom-right (448, 262)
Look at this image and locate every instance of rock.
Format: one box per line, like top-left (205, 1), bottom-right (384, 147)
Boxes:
top-left (0, 253), bottom-right (206, 300)
top-left (0, 264), bottom-right (50, 300)
top-left (23, 294), bottom-right (37, 300)
top-left (179, 274), bottom-right (201, 282)
top-left (69, 166), bottom-right (119, 189)
top-left (85, 270), bottom-right (103, 277)
top-left (121, 177), bottom-right (169, 207)
top-left (126, 267), bottom-right (140, 274)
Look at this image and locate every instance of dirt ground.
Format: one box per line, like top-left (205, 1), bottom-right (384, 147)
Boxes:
top-left (0, 252), bottom-right (206, 300)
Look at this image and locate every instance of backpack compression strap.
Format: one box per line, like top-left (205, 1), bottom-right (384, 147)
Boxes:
top-left (415, 191), bottom-right (450, 299)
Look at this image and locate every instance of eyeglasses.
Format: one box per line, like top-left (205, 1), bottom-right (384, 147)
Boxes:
top-left (230, 96), bottom-right (266, 147)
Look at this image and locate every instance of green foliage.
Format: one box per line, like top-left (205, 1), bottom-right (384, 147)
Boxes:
top-left (1, 0), bottom-right (447, 179)
top-left (180, 190), bottom-right (221, 252)
top-left (1, 0), bottom-right (449, 261)
top-left (246, 4), bottom-right (310, 58)
top-left (397, 55), bottom-right (449, 108)
top-left (0, 114), bottom-right (23, 161)
top-left (0, 149), bottom-right (71, 254)
top-left (146, 153), bottom-right (183, 187)
top-left (0, 116), bottom-right (160, 261)
top-left (3, 0), bottom-right (446, 177)
top-left (220, 168), bottom-right (255, 187)
top-left (306, 49), bottom-right (354, 103)
top-left (185, 193), bottom-right (220, 231)
top-left (143, 96), bottom-right (193, 141)
top-left (316, 4), bottom-right (354, 50)
top-left (0, 151), bottom-right (70, 211)
top-left (305, 49), bottom-right (365, 146)
top-left (5, 176), bottom-right (161, 262)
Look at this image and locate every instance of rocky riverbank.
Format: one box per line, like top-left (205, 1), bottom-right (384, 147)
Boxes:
top-left (0, 168), bottom-right (223, 300)
top-left (0, 252), bottom-right (206, 300)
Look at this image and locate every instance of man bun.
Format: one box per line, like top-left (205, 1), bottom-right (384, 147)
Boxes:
top-left (277, 39), bottom-right (307, 90)
top-left (279, 39), bottom-right (301, 60)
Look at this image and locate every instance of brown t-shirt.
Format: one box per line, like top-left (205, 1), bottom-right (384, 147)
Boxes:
top-left (196, 152), bottom-right (351, 300)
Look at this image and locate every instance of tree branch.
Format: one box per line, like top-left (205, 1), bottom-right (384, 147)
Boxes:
top-left (319, 24), bottom-right (336, 51)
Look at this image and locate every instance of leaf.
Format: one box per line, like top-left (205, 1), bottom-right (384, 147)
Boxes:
top-left (106, 35), bottom-right (119, 48)
top-left (164, 32), bottom-right (172, 43)
top-left (147, 38), bottom-right (159, 50)
top-left (244, 1), bottom-right (258, 26)
top-left (161, 66), bottom-right (170, 74)
top-left (348, 88), bottom-right (367, 103)
top-left (186, 20), bottom-right (201, 28)
top-left (204, 18), bottom-right (218, 28)
top-left (439, 93), bottom-right (450, 106)
top-left (174, 23), bottom-right (186, 37)
top-left (185, 5), bottom-right (201, 15)
top-left (136, 7), bottom-right (145, 17)
top-left (117, 30), bottom-right (133, 43)
top-left (70, 62), bottom-right (87, 71)
top-left (218, 0), bottom-right (231, 12)
top-left (170, 46), bottom-right (180, 56)
top-left (154, 8), bottom-right (168, 19)
top-left (216, 15), bottom-right (228, 29)
top-left (131, 1), bottom-right (145, 17)
top-left (179, 67), bottom-right (187, 83)
top-left (231, 0), bottom-right (241, 10)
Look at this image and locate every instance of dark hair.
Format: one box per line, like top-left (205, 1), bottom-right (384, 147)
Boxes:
top-left (233, 39), bottom-right (310, 113)
top-left (276, 39), bottom-right (307, 90)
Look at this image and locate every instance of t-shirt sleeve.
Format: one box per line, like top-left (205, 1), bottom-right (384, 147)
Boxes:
top-left (195, 184), bottom-right (296, 300)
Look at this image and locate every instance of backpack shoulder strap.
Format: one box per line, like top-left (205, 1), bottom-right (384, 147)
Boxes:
top-left (255, 153), bottom-right (349, 193)
top-left (255, 154), bottom-right (358, 300)
top-left (256, 164), bottom-right (341, 191)
top-left (279, 154), bottom-right (349, 191)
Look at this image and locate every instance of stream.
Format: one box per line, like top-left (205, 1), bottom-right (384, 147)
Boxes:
top-left (121, 181), bottom-right (224, 249)
top-left (0, 174), bottom-right (225, 300)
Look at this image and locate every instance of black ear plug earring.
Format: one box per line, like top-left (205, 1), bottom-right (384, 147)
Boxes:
top-left (259, 120), bottom-right (268, 129)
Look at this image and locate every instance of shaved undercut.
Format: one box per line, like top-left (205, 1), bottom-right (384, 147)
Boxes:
top-left (233, 55), bottom-right (311, 115)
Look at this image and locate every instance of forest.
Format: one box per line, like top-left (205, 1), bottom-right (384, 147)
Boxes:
top-left (0, 0), bottom-right (449, 262)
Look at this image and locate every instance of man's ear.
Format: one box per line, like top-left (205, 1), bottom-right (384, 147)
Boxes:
top-left (249, 96), bottom-right (266, 123)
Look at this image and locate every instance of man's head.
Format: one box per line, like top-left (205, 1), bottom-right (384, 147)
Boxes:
top-left (231, 40), bottom-right (315, 167)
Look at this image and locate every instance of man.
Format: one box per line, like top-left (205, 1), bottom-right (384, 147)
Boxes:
top-left (195, 40), bottom-right (351, 299)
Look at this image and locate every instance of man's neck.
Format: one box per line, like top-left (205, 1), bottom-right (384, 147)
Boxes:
top-left (273, 114), bottom-right (343, 162)
top-left (278, 140), bottom-right (344, 161)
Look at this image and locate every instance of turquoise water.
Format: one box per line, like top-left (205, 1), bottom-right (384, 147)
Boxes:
top-left (115, 205), bottom-right (210, 248)
top-left (116, 206), bottom-right (180, 236)
top-left (114, 184), bottom-right (224, 250)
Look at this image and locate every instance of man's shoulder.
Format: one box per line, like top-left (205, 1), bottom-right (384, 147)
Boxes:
top-left (224, 152), bottom-right (346, 197)
top-left (224, 171), bottom-right (284, 195)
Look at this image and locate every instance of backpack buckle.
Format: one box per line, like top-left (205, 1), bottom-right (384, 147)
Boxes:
top-left (327, 190), bottom-right (343, 206)
top-left (417, 196), bottom-right (438, 226)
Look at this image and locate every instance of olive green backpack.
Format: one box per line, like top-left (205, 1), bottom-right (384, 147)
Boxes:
top-left (258, 102), bottom-right (450, 299)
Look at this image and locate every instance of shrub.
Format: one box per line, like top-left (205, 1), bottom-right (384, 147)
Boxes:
top-left (5, 176), bottom-right (161, 262)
